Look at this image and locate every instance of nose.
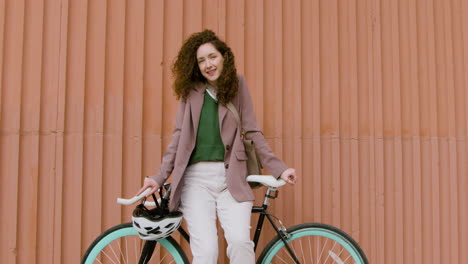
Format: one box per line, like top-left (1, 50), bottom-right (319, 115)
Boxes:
top-left (205, 59), bottom-right (214, 68)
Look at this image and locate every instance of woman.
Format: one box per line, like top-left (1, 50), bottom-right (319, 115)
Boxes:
top-left (136, 30), bottom-right (297, 264)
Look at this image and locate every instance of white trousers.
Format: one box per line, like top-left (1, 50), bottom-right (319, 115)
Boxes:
top-left (180, 162), bottom-right (255, 264)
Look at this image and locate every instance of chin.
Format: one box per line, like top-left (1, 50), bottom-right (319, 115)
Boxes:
top-left (206, 77), bottom-right (219, 83)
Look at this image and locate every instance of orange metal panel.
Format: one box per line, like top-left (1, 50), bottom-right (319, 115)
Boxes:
top-left (37, 1), bottom-right (62, 263)
top-left (122, 0), bottom-right (145, 221)
top-left (0, 0), bottom-right (4, 117)
top-left (0, 1), bottom-right (25, 263)
top-left (37, 5), bottom-right (61, 256)
top-left (102, 0), bottom-right (125, 233)
top-left (17, 1), bottom-right (44, 263)
top-left (61, 0), bottom-right (87, 262)
top-left (52, 0), bottom-right (68, 262)
top-left (81, 0), bottom-right (106, 254)
top-left (142, 0), bottom-right (164, 196)
top-left (1, 0), bottom-right (468, 263)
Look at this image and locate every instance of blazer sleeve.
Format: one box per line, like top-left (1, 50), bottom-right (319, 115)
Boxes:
top-left (149, 100), bottom-right (186, 186)
top-left (238, 75), bottom-right (288, 179)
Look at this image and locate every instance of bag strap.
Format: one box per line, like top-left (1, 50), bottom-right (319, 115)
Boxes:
top-left (226, 102), bottom-right (263, 139)
top-left (226, 102), bottom-right (246, 138)
top-left (226, 102), bottom-right (241, 125)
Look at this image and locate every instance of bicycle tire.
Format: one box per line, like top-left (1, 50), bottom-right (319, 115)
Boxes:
top-left (81, 222), bottom-right (189, 264)
top-left (257, 223), bottom-right (368, 264)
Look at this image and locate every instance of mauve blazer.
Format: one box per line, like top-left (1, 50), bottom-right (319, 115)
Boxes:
top-left (150, 75), bottom-right (287, 211)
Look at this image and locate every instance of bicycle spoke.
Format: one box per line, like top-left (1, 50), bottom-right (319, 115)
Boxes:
top-left (141, 251), bottom-right (150, 263)
top-left (328, 250), bottom-right (344, 264)
top-left (308, 236), bottom-right (313, 264)
top-left (331, 247), bottom-right (345, 264)
top-left (133, 238), bottom-right (138, 263)
top-left (316, 235), bottom-right (319, 264)
top-left (116, 241), bottom-right (128, 264)
top-left (322, 241), bottom-right (337, 263)
top-left (272, 254), bottom-right (289, 264)
top-left (299, 239), bottom-right (306, 264)
top-left (317, 236), bottom-right (328, 263)
top-left (287, 242), bottom-right (298, 263)
top-left (342, 254), bottom-right (352, 263)
top-left (101, 248), bottom-right (118, 264)
top-left (123, 239), bottom-right (129, 264)
top-left (159, 252), bottom-right (170, 263)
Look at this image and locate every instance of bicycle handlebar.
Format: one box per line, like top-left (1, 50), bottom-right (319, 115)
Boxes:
top-left (246, 175), bottom-right (286, 188)
top-left (116, 188), bottom-right (152, 205)
top-left (116, 175), bottom-right (286, 206)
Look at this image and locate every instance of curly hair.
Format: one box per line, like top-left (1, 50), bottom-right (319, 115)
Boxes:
top-left (171, 30), bottom-right (238, 105)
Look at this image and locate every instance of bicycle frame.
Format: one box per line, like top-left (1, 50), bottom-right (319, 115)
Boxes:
top-left (86, 177), bottom-right (367, 264)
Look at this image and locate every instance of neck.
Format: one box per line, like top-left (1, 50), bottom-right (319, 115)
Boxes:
top-left (206, 83), bottom-right (217, 92)
top-left (207, 80), bottom-right (218, 87)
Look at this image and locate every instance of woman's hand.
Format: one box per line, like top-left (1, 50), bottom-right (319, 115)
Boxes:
top-left (136, 177), bottom-right (160, 197)
top-left (280, 168), bottom-right (297, 184)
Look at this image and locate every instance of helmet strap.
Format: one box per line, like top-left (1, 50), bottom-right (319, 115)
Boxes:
top-left (152, 193), bottom-right (160, 208)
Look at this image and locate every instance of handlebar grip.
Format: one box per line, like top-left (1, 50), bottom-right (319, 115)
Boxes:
top-left (116, 188), bottom-right (152, 205)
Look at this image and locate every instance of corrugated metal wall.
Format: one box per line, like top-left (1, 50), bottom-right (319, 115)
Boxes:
top-left (1, 0), bottom-right (467, 263)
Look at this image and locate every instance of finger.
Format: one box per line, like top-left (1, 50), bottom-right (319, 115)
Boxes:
top-left (288, 175), bottom-right (296, 184)
top-left (146, 186), bottom-right (158, 197)
top-left (136, 186), bottom-right (146, 196)
top-left (136, 183), bottom-right (152, 196)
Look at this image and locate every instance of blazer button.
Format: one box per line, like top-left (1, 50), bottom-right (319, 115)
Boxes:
top-left (225, 164), bottom-right (229, 169)
top-left (226, 145), bottom-right (231, 151)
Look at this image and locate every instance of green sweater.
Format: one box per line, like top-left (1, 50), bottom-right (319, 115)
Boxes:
top-left (189, 91), bottom-right (225, 164)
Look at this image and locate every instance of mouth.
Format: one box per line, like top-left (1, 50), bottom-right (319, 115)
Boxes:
top-left (206, 69), bottom-right (216, 76)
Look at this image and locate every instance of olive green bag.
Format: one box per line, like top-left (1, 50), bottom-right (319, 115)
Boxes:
top-left (226, 103), bottom-right (263, 189)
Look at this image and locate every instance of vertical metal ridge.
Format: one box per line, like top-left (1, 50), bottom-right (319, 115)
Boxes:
top-left (122, 0), bottom-right (145, 221)
top-left (81, 0), bottom-right (106, 254)
top-left (37, 2), bottom-right (63, 263)
top-left (20, 0), bottom-right (46, 262)
top-left (62, 0), bottom-right (88, 261)
top-left (291, 0), bottom-right (303, 227)
top-left (371, 0), bottom-right (385, 262)
top-left (102, 0), bottom-right (125, 230)
top-left (444, 0), bottom-right (461, 262)
top-left (0, 1), bottom-right (26, 263)
top-left (392, 0), bottom-right (404, 262)
top-left (0, 0), bottom-right (6, 118)
top-left (120, 0), bottom-right (129, 224)
top-left (53, 0), bottom-right (69, 262)
top-left (434, 0), bottom-right (453, 263)
top-left (457, 1), bottom-right (468, 262)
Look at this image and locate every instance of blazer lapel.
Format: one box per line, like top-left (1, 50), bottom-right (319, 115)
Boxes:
top-left (190, 84), bottom-right (206, 135)
top-left (218, 103), bottom-right (228, 128)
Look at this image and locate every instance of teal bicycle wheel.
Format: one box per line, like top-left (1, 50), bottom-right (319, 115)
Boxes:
top-left (81, 223), bottom-right (189, 264)
top-left (258, 223), bottom-right (368, 264)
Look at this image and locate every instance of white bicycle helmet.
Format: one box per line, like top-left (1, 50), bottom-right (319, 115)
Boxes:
top-left (132, 189), bottom-right (182, 240)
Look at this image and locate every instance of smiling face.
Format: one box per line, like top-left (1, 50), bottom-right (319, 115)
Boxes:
top-left (196, 42), bottom-right (225, 85)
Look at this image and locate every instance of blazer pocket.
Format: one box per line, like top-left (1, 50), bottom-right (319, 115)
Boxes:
top-left (235, 151), bottom-right (248, 161)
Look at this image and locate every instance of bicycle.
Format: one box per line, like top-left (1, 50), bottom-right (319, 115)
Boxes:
top-left (81, 175), bottom-right (368, 264)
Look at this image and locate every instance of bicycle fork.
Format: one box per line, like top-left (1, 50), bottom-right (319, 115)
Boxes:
top-left (265, 214), bottom-right (301, 264)
top-left (139, 241), bottom-right (157, 264)
top-left (253, 187), bottom-right (301, 264)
